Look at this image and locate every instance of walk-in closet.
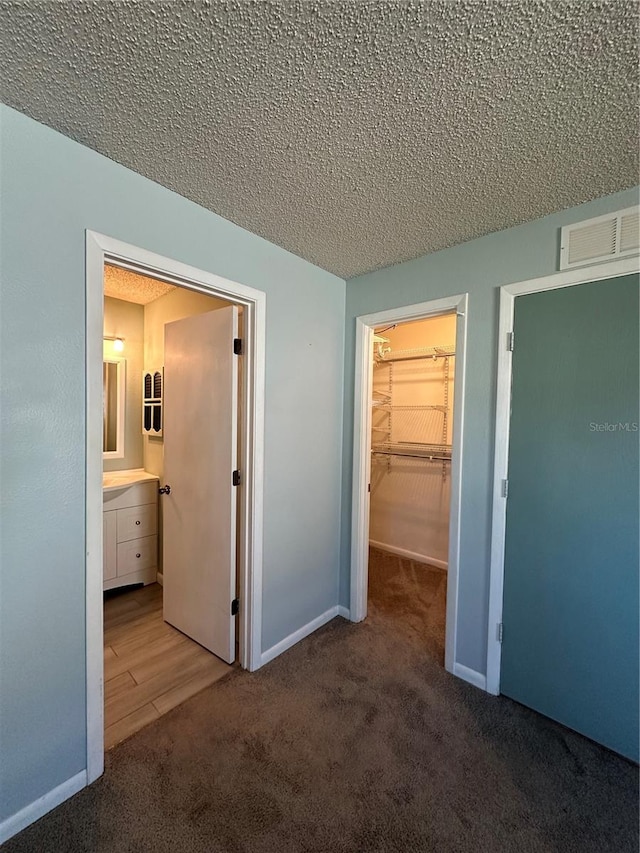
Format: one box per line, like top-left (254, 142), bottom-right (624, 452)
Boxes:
top-left (368, 313), bottom-right (456, 664)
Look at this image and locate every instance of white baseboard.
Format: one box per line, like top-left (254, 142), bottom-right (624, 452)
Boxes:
top-left (260, 606), bottom-right (339, 667)
top-left (337, 605), bottom-right (351, 620)
top-left (0, 770), bottom-right (87, 845)
top-left (156, 572), bottom-right (163, 586)
top-left (453, 662), bottom-right (487, 692)
top-left (369, 539), bottom-right (448, 570)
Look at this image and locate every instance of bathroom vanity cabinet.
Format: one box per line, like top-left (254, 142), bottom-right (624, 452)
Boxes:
top-left (103, 471), bottom-right (159, 590)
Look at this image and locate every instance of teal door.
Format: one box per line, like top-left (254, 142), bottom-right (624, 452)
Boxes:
top-left (501, 274), bottom-right (639, 760)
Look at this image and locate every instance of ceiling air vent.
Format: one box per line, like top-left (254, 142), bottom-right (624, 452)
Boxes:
top-left (560, 206), bottom-right (639, 270)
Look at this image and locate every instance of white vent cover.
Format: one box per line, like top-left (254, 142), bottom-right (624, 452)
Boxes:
top-left (560, 206), bottom-right (639, 270)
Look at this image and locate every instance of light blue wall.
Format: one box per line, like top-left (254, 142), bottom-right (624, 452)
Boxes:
top-left (0, 105), bottom-right (345, 822)
top-left (342, 185), bottom-right (640, 675)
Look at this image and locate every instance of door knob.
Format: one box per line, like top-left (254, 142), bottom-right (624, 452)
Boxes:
top-left (159, 484), bottom-right (171, 495)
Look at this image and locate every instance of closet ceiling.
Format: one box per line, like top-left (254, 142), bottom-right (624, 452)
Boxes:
top-left (1, 1), bottom-right (638, 279)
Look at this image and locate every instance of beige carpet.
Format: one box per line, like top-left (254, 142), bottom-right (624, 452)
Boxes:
top-left (3, 549), bottom-right (637, 852)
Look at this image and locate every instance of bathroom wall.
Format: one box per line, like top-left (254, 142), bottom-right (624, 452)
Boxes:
top-left (103, 296), bottom-right (144, 471)
top-left (370, 314), bottom-right (456, 566)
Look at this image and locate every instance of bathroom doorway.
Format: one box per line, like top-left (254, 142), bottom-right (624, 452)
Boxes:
top-left (350, 294), bottom-right (468, 682)
top-left (86, 231), bottom-right (266, 782)
top-left (101, 268), bottom-right (239, 748)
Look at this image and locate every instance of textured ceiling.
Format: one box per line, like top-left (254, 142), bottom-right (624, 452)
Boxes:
top-left (104, 264), bottom-right (176, 305)
top-left (1, 1), bottom-right (638, 279)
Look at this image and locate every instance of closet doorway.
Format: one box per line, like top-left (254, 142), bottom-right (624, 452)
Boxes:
top-left (369, 314), bottom-right (456, 664)
top-left (351, 295), bottom-right (467, 679)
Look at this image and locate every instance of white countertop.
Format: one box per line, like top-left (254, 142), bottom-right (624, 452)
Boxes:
top-left (103, 469), bottom-right (159, 493)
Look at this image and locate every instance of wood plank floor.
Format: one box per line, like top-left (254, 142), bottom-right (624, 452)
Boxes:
top-left (103, 583), bottom-right (231, 750)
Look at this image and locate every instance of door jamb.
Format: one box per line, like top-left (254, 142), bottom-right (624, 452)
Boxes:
top-left (486, 256), bottom-right (639, 696)
top-left (350, 294), bottom-right (468, 677)
top-left (86, 231), bottom-right (266, 784)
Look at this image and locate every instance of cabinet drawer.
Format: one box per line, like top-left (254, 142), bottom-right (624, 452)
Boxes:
top-left (117, 535), bottom-right (157, 575)
top-left (116, 504), bottom-right (157, 542)
top-left (104, 481), bottom-right (158, 511)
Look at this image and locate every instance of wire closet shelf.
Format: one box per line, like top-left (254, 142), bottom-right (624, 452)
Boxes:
top-left (375, 344), bottom-right (456, 363)
top-left (371, 341), bottom-right (455, 473)
top-left (371, 442), bottom-right (452, 463)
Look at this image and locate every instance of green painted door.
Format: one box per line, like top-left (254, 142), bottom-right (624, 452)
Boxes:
top-left (501, 274), bottom-right (639, 760)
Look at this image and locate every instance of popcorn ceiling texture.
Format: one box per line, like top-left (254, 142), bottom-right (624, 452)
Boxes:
top-left (1, 0), bottom-right (638, 279)
top-left (104, 265), bottom-right (176, 305)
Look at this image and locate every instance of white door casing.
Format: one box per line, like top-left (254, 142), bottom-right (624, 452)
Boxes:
top-left (350, 294), bottom-right (468, 683)
top-left (486, 255), bottom-right (640, 696)
top-left (85, 230), bottom-right (266, 786)
top-left (163, 307), bottom-right (238, 663)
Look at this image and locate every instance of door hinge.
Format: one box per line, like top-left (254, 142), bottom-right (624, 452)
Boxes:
top-left (231, 598), bottom-right (239, 616)
top-left (501, 478), bottom-right (509, 498)
top-left (232, 470), bottom-right (241, 486)
top-left (233, 338), bottom-right (242, 355)
top-left (497, 622), bottom-right (503, 643)
top-left (507, 331), bottom-right (514, 352)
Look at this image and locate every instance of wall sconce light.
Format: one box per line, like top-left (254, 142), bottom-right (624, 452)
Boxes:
top-left (104, 336), bottom-right (125, 352)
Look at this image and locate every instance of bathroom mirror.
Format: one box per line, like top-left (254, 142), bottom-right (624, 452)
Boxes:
top-left (103, 357), bottom-right (125, 458)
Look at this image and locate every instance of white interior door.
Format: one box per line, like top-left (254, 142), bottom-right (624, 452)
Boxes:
top-left (162, 305), bottom-right (238, 663)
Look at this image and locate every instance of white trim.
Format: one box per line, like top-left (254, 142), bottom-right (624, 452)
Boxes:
top-left (369, 539), bottom-right (448, 570)
top-left (337, 606), bottom-right (351, 620)
top-left (260, 607), bottom-right (339, 666)
top-left (350, 319), bottom-right (373, 625)
top-left (86, 232), bottom-right (106, 785)
top-left (350, 294), bottom-right (468, 680)
top-left (0, 771), bottom-right (87, 845)
top-left (486, 256), bottom-right (639, 696)
top-left (453, 663), bottom-right (487, 692)
top-left (101, 355), bottom-right (125, 459)
top-left (85, 231), bottom-right (266, 786)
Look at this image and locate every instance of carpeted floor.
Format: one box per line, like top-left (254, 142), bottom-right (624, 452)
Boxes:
top-left (368, 546), bottom-right (447, 665)
top-left (3, 548), bottom-right (637, 853)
